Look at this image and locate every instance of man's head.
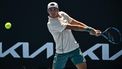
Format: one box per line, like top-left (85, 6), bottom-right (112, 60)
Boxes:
top-left (47, 2), bottom-right (59, 18)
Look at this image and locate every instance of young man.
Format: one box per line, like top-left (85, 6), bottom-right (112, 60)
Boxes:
top-left (47, 2), bottom-right (101, 69)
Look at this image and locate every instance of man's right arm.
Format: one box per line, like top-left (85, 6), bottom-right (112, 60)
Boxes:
top-left (65, 19), bottom-right (101, 36)
top-left (66, 23), bottom-right (87, 31)
top-left (66, 18), bottom-right (91, 31)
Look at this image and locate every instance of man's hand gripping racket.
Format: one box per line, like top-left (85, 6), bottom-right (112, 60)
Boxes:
top-left (90, 27), bottom-right (122, 44)
top-left (100, 27), bottom-right (121, 44)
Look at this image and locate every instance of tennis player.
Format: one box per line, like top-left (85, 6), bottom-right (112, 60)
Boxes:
top-left (47, 2), bottom-right (101, 69)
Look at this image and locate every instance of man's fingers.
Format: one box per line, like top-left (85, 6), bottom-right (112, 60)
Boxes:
top-left (96, 30), bottom-right (102, 36)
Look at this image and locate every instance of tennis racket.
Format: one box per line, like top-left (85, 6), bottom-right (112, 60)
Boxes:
top-left (100, 27), bottom-right (122, 44)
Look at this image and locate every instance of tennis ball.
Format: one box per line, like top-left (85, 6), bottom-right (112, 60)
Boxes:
top-left (5, 22), bottom-right (12, 29)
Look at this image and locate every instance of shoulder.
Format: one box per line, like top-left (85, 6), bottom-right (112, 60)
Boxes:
top-left (59, 11), bottom-right (69, 16)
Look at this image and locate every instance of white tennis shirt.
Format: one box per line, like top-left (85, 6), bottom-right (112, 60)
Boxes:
top-left (47, 11), bottom-right (79, 54)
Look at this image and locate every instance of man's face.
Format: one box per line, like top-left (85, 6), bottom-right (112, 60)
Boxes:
top-left (48, 7), bottom-right (59, 18)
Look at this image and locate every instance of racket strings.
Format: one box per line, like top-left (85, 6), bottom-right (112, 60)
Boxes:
top-left (102, 27), bottom-right (121, 44)
top-left (107, 32), bottom-right (114, 42)
top-left (107, 28), bottom-right (121, 43)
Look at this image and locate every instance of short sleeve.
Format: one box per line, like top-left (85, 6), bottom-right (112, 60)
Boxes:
top-left (60, 11), bottom-right (73, 23)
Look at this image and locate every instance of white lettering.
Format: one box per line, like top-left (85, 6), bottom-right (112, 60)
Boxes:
top-left (0, 42), bottom-right (53, 59)
top-left (0, 42), bottom-right (121, 60)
